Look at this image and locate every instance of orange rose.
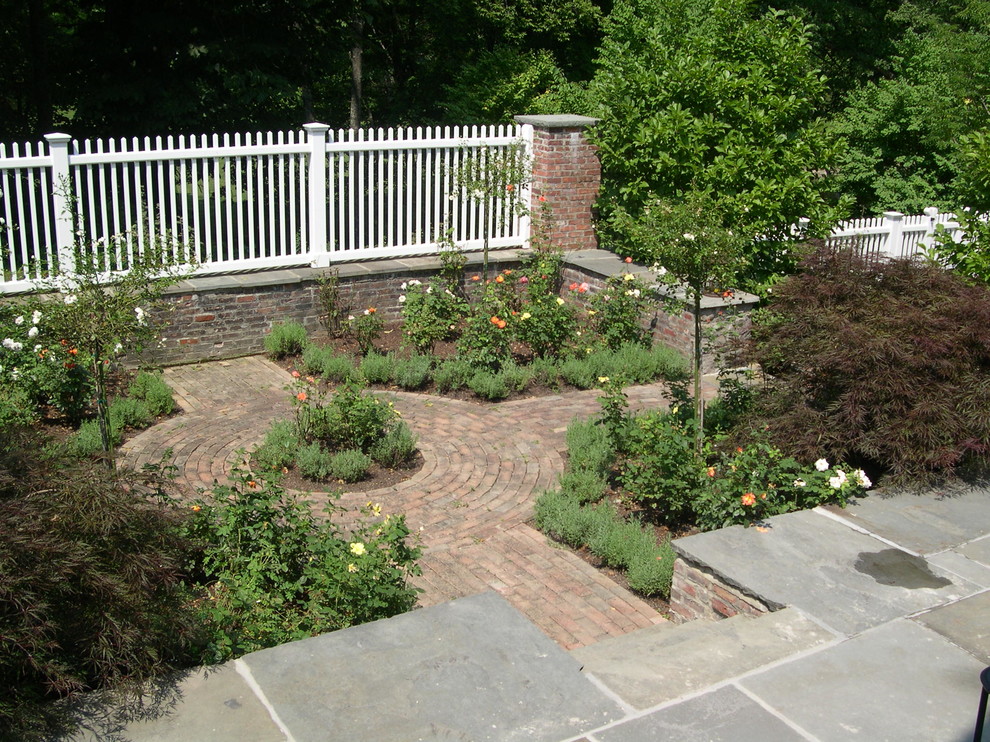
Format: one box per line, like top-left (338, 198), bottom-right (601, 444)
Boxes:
top-left (296, 392), bottom-right (307, 401)
top-left (741, 493), bottom-right (756, 507)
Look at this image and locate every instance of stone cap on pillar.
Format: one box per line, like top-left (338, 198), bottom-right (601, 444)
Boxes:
top-left (513, 114), bottom-right (600, 129)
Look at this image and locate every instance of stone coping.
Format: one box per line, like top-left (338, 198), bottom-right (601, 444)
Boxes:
top-left (162, 248), bottom-right (758, 313)
top-left (513, 114), bottom-right (600, 129)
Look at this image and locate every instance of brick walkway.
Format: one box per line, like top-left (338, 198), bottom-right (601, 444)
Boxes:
top-left (121, 356), bottom-right (691, 650)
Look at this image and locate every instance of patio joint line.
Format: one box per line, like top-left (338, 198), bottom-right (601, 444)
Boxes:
top-left (233, 658), bottom-right (297, 742)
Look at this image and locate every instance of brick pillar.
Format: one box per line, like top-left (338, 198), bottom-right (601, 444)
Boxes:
top-left (514, 114), bottom-right (601, 252)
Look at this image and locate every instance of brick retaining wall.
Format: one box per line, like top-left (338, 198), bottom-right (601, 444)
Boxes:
top-left (668, 557), bottom-right (774, 624)
top-left (148, 250), bottom-right (757, 366)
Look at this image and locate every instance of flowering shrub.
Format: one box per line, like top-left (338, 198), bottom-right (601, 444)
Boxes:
top-left (398, 279), bottom-right (467, 353)
top-left (184, 468), bottom-right (421, 663)
top-left (255, 378), bottom-right (417, 480)
top-left (0, 306), bottom-right (93, 425)
top-left (29, 240), bottom-right (189, 461)
top-left (514, 294), bottom-right (578, 358)
top-left (588, 273), bottom-right (656, 350)
top-left (619, 407), bottom-right (871, 529)
top-left (457, 278), bottom-right (516, 369)
top-left (347, 307), bottom-right (384, 355)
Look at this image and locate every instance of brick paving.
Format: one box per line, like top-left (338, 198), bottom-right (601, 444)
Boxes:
top-left (121, 355), bottom-right (696, 650)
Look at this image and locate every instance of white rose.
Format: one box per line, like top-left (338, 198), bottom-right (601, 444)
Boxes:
top-left (14, 315), bottom-right (24, 325)
top-left (815, 458), bottom-right (829, 471)
top-left (64, 294), bottom-right (77, 305)
top-left (27, 326), bottom-right (38, 338)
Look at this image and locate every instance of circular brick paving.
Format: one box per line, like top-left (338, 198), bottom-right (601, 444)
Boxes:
top-left (121, 355), bottom-right (700, 649)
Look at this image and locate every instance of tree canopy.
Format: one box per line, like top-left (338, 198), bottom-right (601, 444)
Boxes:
top-left (2, 0), bottom-right (990, 227)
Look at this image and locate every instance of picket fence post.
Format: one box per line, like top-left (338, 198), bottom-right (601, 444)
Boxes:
top-left (44, 132), bottom-right (76, 275)
top-left (921, 206), bottom-right (940, 250)
top-left (303, 122), bottom-right (331, 267)
top-left (882, 211), bottom-right (904, 258)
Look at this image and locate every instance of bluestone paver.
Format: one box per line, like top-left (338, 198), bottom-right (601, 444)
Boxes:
top-left (824, 486), bottom-right (990, 554)
top-left (571, 607), bottom-right (834, 710)
top-left (240, 592), bottom-right (623, 742)
top-left (673, 508), bottom-right (978, 635)
top-left (593, 686), bottom-right (809, 742)
top-left (72, 665), bottom-right (287, 742)
top-left (739, 619), bottom-right (986, 742)
top-left (913, 590), bottom-right (990, 664)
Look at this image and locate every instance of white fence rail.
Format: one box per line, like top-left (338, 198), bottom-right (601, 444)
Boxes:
top-left (0, 123), bottom-right (532, 293)
top-left (825, 207), bottom-right (962, 259)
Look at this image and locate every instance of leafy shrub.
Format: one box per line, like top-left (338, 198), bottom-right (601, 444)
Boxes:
top-left (399, 279), bottom-right (467, 353)
top-left (703, 370), bottom-right (756, 434)
top-left (0, 385), bottom-right (38, 429)
top-left (109, 396), bottom-right (153, 430)
top-left (558, 469), bottom-right (607, 504)
top-left (433, 358), bottom-right (474, 392)
top-left (588, 273), bottom-right (656, 350)
top-left (296, 381), bottom-right (397, 454)
top-left (253, 420), bottom-right (299, 473)
top-left (627, 539), bottom-right (676, 597)
top-left (499, 360), bottom-right (533, 392)
top-left (619, 412), bottom-right (705, 525)
top-left (514, 295), bottom-right (577, 358)
top-left (747, 249), bottom-right (990, 485)
top-left (559, 356), bottom-right (596, 389)
top-left (0, 429), bottom-right (199, 740)
top-left (128, 370), bottom-right (175, 416)
top-left (301, 344), bottom-right (356, 383)
top-left (370, 421), bottom-right (419, 468)
top-left (328, 449), bottom-right (372, 482)
top-left (184, 470), bottom-right (420, 664)
top-left (70, 419), bottom-right (122, 458)
top-left (394, 354), bottom-right (432, 390)
top-left (359, 352), bottom-right (395, 385)
top-left (296, 441), bottom-right (335, 480)
top-left (264, 321), bottom-right (308, 359)
top-left (565, 417), bottom-right (614, 477)
top-left (468, 370), bottom-right (510, 401)
top-left (347, 308), bottom-right (384, 355)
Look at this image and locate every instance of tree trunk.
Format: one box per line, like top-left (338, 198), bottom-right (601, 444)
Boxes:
top-left (693, 285), bottom-right (704, 455)
top-left (349, 11), bottom-right (364, 129)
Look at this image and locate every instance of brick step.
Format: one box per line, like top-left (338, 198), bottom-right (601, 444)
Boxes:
top-left (569, 607), bottom-right (833, 710)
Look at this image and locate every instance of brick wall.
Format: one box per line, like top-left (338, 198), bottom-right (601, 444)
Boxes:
top-left (147, 250), bottom-right (757, 366)
top-left (668, 557), bottom-right (773, 624)
top-left (516, 115), bottom-right (600, 252)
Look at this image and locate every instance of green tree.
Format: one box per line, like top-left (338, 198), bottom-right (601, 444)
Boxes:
top-left (828, 1), bottom-right (990, 214)
top-left (613, 190), bottom-right (748, 449)
top-left (590, 0), bottom-right (847, 289)
top-left (39, 240), bottom-right (190, 467)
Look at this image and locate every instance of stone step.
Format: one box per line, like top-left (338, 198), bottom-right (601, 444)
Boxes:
top-left (569, 607), bottom-right (834, 710)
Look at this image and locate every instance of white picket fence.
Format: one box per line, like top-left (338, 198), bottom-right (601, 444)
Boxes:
top-left (0, 123), bottom-right (532, 293)
top-left (824, 208), bottom-right (962, 259)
